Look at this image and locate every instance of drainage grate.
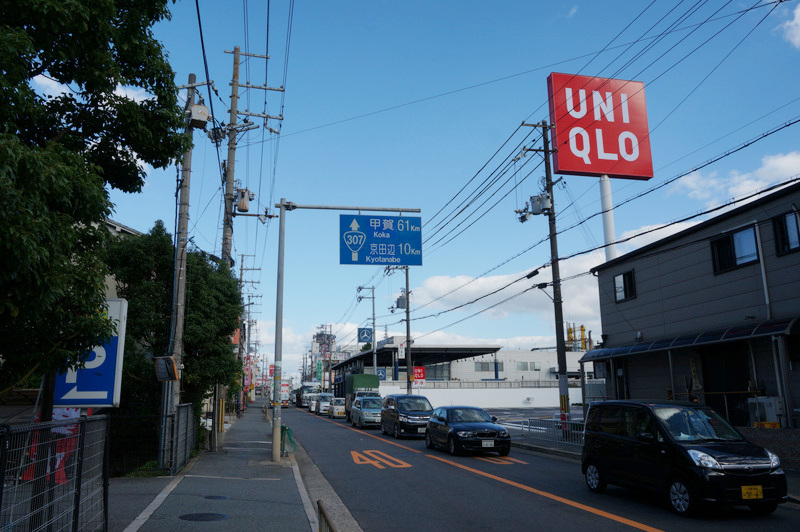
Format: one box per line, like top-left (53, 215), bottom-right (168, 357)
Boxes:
top-left (179, 513), bottom-right (230, 521)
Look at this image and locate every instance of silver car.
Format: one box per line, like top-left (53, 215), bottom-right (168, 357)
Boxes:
top-left (351, 396), bottom-right (383, 429)
top-left (314, 393), bottom-right (335, 415)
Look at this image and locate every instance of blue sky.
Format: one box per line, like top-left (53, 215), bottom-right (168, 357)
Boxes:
top-left (96, 1), bottom-right (800, 376)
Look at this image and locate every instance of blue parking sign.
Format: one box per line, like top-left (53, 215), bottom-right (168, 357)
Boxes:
top-left (54, 299), bottom-right (127, 407)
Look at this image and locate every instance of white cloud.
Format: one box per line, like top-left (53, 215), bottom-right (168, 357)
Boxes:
top-left (670, 152), bottom-right (800, 208)
top-left (115, 85), bottom-right (150, 103)
top-left (32, 75), bottom-right (69, 98)
top-left (567, 6), bottom-right (578, 19)
top-left (780, 4), bottom-right (800, 49)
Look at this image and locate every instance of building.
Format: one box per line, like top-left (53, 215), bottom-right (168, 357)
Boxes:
top-left (581, 182), bottom-right (800, 428)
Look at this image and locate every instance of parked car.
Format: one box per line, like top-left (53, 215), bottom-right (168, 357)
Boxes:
top-left (305, 393), bottom-right (319, 412)
top-left (381, 394), bottom-right (433, 438)
top-left (426, 406), bottom-right (511, 456)
top-left (314, 393), bottom-right (335, 415)
top-left (582, 400), bottom-right (788, 516)
top-left (327, 398), bottom-right (346, 418)
top-left (351, 396), bottom-right (383, 429)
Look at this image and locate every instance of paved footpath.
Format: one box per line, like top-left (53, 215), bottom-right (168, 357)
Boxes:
top-left (109, 399), bottom-right (315, 531)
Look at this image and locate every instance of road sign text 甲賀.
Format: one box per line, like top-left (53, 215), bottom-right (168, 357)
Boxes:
top-left (340, 215), bottom-right (422, 266)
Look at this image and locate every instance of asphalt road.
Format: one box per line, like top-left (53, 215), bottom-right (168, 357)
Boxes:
top-left (284, 405), bottom-right (800, 532)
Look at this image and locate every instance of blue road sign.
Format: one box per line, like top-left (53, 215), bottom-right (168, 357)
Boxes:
top-left (54, 299), bottom-right (128, 408)
top-left (376, 368), bottom-right (387, 381)
top-left (358, 328), bottom-right (373, 343)
top-left (340, 215), bottom-right (422, 266)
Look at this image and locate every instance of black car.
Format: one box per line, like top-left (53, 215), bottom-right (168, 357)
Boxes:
top-left (426, 406), bottom-right (511, 456)
top-left (381, 394), bottom-right (433, 438)
top-left (582, 400), bottom-right (788, 516)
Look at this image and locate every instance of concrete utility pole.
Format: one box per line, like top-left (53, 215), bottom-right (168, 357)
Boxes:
top-left (540, 121), bottom-right (570, 422)
top-left (515, 120), bottom-right (570, 423)
top-left (161, 73), bottom-right (209, 466)
top-left (221, 47), bottom-right (240, 267)
top-left (357, 285), bottom-right (377, 372)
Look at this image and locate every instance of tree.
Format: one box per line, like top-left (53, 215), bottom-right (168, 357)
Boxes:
top-left (106, 222), bottom-right (243, 414)
top-left (0, 1), bottom-right (188, 392)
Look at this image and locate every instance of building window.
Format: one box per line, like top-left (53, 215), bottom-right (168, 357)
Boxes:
top-left (773, 211), bottom-right (800, 255)
top-left (517, 362), bottom-right (528, 371)
top-left (475, 362), bottom-right (503, 372)
top-left (614, 270), bottom-right (636, 302)
top-left (711, 226), bottom-right (758, 273)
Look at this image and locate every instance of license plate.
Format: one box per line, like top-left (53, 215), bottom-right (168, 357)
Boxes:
top-left (741, 485), bottom-right (763, 500)
top-left (482, 440), bottom-right (494, 448)
top-left (418, 428), bottom-right (426, 434)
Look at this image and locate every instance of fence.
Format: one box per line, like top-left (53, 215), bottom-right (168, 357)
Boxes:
top-left (108, 403), bottom-right (196, 477)
top-left (0, 415), bottom-right (108, 531)
top-left (520, 418), bottom-right (585, 452)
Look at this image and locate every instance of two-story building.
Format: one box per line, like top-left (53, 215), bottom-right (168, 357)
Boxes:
top-left (581, 182), bottom-right (800, 429)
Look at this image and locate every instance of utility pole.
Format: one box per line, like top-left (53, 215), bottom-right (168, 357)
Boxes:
top-left (216, 46), bottom-right (282, 452)
top-left (357, 285), bottom-right (377, 373)
top-left (160, 73), bottom-right (208, 467)
top-left (515, 120), bottom-right (570, 423)
top-left (221, 46), bottom-right (284, 266)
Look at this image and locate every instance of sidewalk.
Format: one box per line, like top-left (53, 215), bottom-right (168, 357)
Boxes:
top-left (109, 398), bottom-right (314, 531)
top-left (510, 432), bottom-right (800, 505)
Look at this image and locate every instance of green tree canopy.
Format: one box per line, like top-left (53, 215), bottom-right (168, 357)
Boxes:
top-left (0, 1), bottom-right (188, 392)
top-left (107, 222), bottom-right (243, 413)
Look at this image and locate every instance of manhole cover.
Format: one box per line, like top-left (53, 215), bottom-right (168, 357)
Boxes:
top-left (179, 513), bottom-right (230, 522)
top-left (204, 495), bottom-right (230, 500)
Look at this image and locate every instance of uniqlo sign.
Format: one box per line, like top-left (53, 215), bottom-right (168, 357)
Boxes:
top-left (547, 73), bottom-right (653, 180)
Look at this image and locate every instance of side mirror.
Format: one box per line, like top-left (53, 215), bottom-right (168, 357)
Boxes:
top-left (491, 416), bottom-right (498, 422)
top-left (636, 432), bottom-right (656, 443)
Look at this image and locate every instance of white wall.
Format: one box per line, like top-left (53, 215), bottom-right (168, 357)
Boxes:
top-left (377, 383), bottom-right (583, 409)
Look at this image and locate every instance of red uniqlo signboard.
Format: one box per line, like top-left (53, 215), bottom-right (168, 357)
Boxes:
top-left (412, 366), bottom-right (425, 386)
top-left (547, 72), bottom-right (653, 180)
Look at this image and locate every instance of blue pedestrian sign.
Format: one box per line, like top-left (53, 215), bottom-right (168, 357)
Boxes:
top-left (358, 328), bottom-right (373, 343)
top-left (340, 215), bottom-right (422, 266)
top-left (54, 299), bottom-right (128, 408)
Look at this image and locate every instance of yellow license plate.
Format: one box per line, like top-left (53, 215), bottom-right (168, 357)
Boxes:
top-left (741, 485), bottom-right (763, 500)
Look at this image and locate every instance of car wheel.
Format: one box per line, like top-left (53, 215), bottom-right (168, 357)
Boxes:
top-left (425, 432), bottom-right (435, 449)
top-left (498, 446), bottom-right (510, 457)
top-left (448, 436), bottom-right (459, 456)
top-left (668, 478), bottom-right (697, 516)
top-left (748, 502), bottom-right (779, 515)
top-left (393, 423), bottom-right (401, 439)
top-left (584, 462), bottom-right (606, 493)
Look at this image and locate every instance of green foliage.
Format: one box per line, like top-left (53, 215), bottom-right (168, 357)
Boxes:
top-left (0, 1), bottom-right (188, 392)
top-left (360, 342), bottom-right (372, 352)
top-left (106, 222), bottom-right (243, 414)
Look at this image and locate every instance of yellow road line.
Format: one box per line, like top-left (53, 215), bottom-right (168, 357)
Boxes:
top-left (426, 454), bottom-right (664, 532)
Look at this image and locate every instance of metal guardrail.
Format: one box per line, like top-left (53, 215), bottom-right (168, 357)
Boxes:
top-left (316, 499), bottom-right (337, 532)
top-left (0, 415), bottom-right (108, 531)
top-left (520, 418), bottom-right (585, 451)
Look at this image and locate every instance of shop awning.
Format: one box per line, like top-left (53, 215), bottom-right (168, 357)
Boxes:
top-left (579, 317), bottom-right (799, 363)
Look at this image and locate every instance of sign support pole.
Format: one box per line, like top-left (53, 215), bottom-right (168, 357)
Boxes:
top-left (599, 175), bottom-right (618, 261)
top-left (271, 201), bottom-right (420, 461)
